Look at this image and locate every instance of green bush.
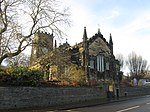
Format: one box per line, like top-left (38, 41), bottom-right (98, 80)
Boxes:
top-left (0, 67), bottom-right (43, 86)
top-left (21, 69), bottom-right (43, 86)
top-left (10, 66), bottom-right (28, 75)
top-left (61, 64), bottom-right (87, 86)
top-left (0, 67), bottom-right (9, 76)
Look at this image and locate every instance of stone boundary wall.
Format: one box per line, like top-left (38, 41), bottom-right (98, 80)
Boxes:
top-left (0, 87), bottom-right (150, 110)
top-left (120, 87), bottom-right (150, 97)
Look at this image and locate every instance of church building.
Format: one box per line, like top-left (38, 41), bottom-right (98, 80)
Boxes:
top-left (81, 27), bottom-right (120, 81)
top-left (30, 27), bottom-right (121, 82)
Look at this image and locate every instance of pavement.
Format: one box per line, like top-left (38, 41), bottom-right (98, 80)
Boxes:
top-left (1, 95), bottom-right (149, 112)
top-left (55, 95), bottom-right (146, 110)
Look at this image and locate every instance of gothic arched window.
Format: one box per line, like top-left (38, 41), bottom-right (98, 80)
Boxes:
top-left (96, 55), bottom-right (104, 72)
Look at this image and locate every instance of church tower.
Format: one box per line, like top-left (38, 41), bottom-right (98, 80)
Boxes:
top-left (30, 31), bottom-right (54, 65)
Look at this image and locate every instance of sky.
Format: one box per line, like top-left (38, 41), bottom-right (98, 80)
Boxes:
top-left (61, 0), bottom-right (150, 71)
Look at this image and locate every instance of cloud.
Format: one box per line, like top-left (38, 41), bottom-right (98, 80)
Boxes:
top-left (65, 1), bottom-right (100, 45)
top-left (110, 10), bottom-right (150, 63)
top-left (58, 0), bottom-right (150, 68)
top-left (107, 9), bottom-right (120, 19)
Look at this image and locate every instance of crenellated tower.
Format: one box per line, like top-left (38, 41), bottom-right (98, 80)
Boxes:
top-left (30, 31), bottom-right (54, 65)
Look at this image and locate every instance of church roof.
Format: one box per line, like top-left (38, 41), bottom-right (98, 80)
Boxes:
top-left (73, 28), bottom-right (112, 57)
top-left (88, 37), bottom-right (111, 57)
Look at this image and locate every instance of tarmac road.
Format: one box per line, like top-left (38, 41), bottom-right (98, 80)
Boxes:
top-left (58, 95), bottom-right (150, 112)
top-left (2, 95), bottom-right (150, 112)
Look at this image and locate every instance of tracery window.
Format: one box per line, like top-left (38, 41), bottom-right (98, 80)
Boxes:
top-left (97, 55), bottom-right (104, 72)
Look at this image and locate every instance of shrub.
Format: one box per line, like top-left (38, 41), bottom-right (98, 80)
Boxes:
top-left (0, 67), bottom-right (43, 86)
top-left (21, 69), bottom-right (43, 86)
top-left (0, 67), bottom-right (9, 75)
top-left (67, 64), bottom-right (87, 86)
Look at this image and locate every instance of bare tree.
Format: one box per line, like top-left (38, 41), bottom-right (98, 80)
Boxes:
top-left (126, 52), bottom-right (149, 81)
top-left (116, 53), bottom-right (125, 71)
top-left (4, 53), bottom-right (30, 67)
top-left (0, 0), bottom-right (70, 65)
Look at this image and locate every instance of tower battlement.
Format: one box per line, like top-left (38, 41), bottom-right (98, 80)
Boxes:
top-left (36, 31), bottom-right (53, 39)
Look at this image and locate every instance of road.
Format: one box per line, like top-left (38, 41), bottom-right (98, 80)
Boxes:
top-left (3, 95), bottom-right (150, 112)
top-left (52, 95), bottom-right (150, 112)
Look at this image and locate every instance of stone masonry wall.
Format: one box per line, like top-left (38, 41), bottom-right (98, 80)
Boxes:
top-left (120, 87), bottom-right (150, 97)
top-left (0, 87), bottom-right (106, 110)
top-left (0, 87), bottom-right (150, 110)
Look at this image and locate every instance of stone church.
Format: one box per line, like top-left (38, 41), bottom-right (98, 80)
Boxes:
top-left (30, 27), bottom-right (121, 82)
